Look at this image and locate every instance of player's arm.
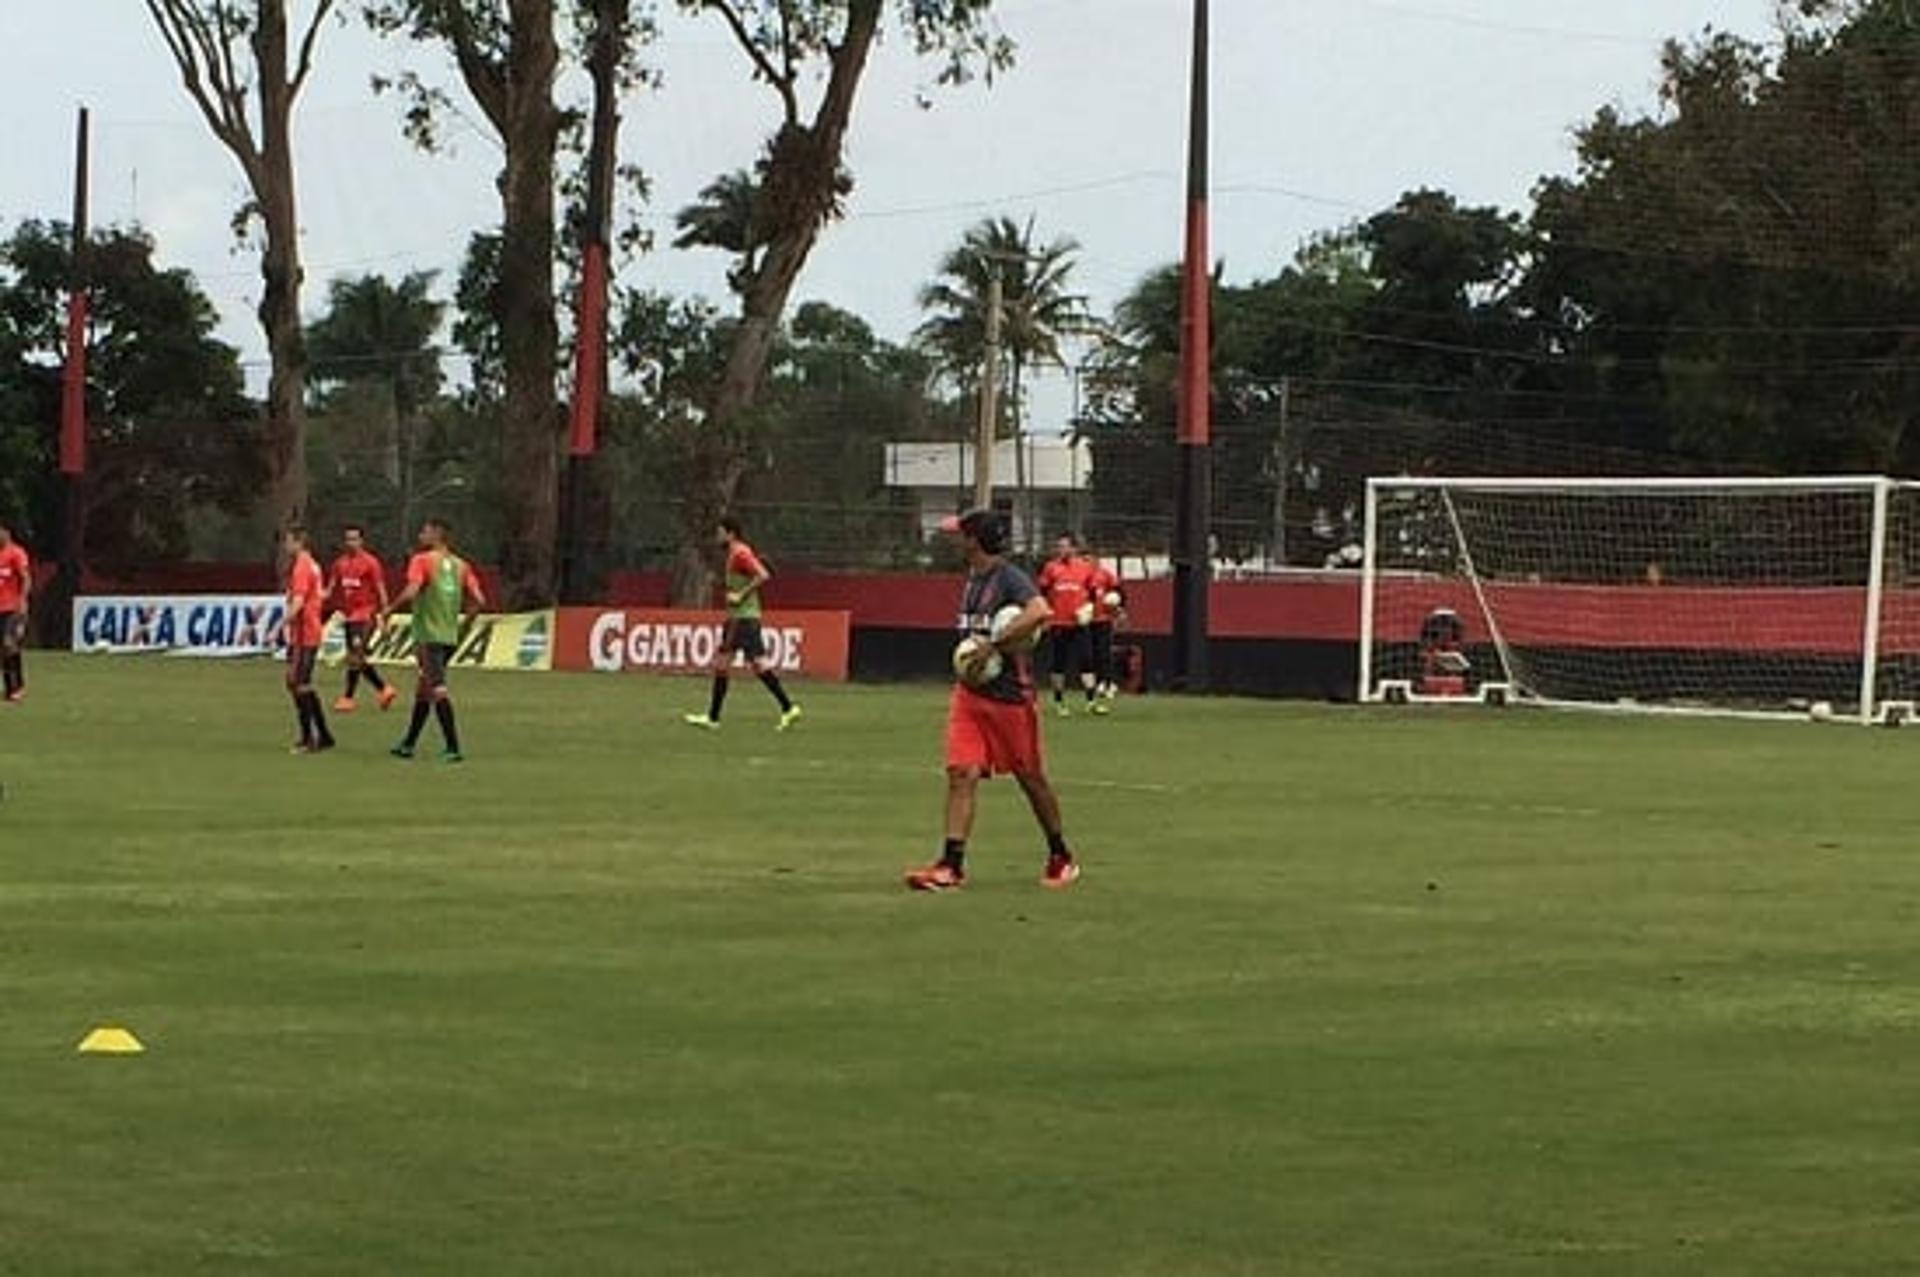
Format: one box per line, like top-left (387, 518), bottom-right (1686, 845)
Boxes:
top-left (17, 557), bottom-right (30, 619)
top-left (375, 562), bottom-right (392, 616)
top-left (728, 554), bottom-right (771, 607)
top-left (462, 567), bottom-right (487, 621)
top-left (386, 570), bottom-right (423, 620)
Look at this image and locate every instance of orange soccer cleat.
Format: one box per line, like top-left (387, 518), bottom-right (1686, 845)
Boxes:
top-left (904, 861), bottom-right (967, 893)
top-left (1040, 854), bottom-right (1081, 890)
top-left (377, 686), bottom-right (399, 711)
top-left (333, 696), bottom-right (357, 713)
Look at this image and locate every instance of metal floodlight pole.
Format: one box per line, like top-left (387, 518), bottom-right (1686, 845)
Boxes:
top-left (1172, 0), bottom-right (1213, 691)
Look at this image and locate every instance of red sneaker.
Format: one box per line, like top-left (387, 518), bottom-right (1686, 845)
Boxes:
top-left (377, 686), bottom-right (399, 711)
top-left (1040, 854), bottom-right (1081, 890)
top-left (904, 862), bottom-right (967, 892)
top-left (333, 695), bottom-right (357, 713)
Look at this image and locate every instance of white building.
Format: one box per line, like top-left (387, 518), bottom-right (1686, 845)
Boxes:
top-left (883, 436), bottom-right (1093, 547)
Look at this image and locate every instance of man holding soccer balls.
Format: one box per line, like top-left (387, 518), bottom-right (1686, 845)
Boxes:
top-left (905, 508), bottom-right (1081, 893)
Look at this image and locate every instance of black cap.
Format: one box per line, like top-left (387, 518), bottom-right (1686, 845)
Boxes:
top-left (940, 508), bottom-right (1009, 555)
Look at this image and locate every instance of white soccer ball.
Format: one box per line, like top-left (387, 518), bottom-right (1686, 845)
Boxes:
top-left (953, 636), bottom-right (1004, 687)
top-left (1809, 700), bottom-right (1835, 722)
top-left (990, 604), bottom-right (1038, 651)
top-left (1101, 591), bottom-right (1123, 609)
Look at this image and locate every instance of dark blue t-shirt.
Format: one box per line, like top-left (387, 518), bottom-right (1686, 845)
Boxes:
top-left (958, 559), bottom-right (1039, 704)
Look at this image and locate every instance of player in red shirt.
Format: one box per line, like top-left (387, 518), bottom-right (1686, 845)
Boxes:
top-left (282, 525), bottom-right (335, 753)
top-left (904, 508), bottom-right (1081, 892)
top-left (1087, 551), bottom-right (1125, 703)
top-left (1035, 533), bottom-right (1107, 717)
top-left (0, 520), bottom-right (32, 703)
top-left (326, 524), bottom-right (396, 713)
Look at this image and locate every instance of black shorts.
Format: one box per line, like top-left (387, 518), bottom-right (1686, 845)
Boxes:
top-left (343, 620), bottom-right (374, 654)
top-left (416, 642), bottom-right (455, 691)
top-left (1091, 622), bottom-right (1116, 679)
top-left (723, 618), bottom-right (768, 661)
top-left (0, 612), bottom-right (22, 651)
top-left (286, 645), bottom-right (319, 687)
top-left (1047, 626), bottom-right (1093, 678)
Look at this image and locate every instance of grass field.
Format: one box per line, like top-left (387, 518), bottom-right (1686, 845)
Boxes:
top-left (4, 654), bottom-right (1920, 1274)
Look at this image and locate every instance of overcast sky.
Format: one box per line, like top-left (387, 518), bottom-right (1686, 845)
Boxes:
top-left (3, 0), bottom-right (1779, 429)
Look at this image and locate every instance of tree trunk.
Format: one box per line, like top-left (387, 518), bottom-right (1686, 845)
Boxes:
top-left (496, 0), bottom-right (563, 608)
top-left (255, 1), bottom-right (308, 529)
top-left (671, 0), bottom-right (882, 606)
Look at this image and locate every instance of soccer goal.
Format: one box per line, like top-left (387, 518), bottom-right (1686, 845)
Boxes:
top-left (1358, 475), bottom-right (1920, 725)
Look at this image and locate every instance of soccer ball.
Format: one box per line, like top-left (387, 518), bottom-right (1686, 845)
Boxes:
top-left (1102, 590), bottom-right (1123, 609)
top-left (990, 604), bottom-right (1038, 650)
top-left (952, 636), bottom-right (1004, 687)
top-left (1809, 700), bottom-right (1835, 722)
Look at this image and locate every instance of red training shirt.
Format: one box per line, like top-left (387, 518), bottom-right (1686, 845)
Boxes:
top-left (286, 551), bottom-right (326, 649)
top-left (1036, 555), bottom-right (1098, 630)
top-left (0, 542), bottom-right (29, 613)
top-left (328, 549), bottom-right (386, 622)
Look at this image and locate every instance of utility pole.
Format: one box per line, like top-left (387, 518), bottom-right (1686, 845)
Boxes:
top-left (1271, 375), bottom-right (1291, 568)
top-left (972, 266), bottom-right (1004, 513)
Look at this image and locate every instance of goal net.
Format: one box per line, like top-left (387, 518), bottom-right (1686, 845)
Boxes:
top-left (1359, 476), bottom-right (1920, 724)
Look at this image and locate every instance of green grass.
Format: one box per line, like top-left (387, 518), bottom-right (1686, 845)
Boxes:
top-left (4, 655), bottom-right (1920, 1274)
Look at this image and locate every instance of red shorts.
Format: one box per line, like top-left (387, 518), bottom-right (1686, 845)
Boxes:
top-left (945, 686), bottom-right (1044, 777)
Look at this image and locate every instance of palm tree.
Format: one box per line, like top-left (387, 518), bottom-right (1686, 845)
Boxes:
top-left (916, 216), bottom-right (1093, 546)
top-left (674, 169), bottom-right (768, 298)
top-left (306, 272), bottom-right (445, 537)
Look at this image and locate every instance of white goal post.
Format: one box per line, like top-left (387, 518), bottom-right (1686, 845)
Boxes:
top-left (1358, 475), bottom-right (1920, 725)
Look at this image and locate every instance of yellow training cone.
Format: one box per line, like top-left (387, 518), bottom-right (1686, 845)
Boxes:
top-left (77, 1026), bottom-right (145, 1055)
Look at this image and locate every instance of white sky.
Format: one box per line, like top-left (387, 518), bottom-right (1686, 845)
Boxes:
top-left (2, 0), bottom-right (1779, 429)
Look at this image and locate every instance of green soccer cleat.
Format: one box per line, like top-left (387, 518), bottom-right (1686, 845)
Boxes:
top-left (1088, 700), bottom-right (1112, 717)
top-left (441, 749), bottom-right (464, 764)
top-left (390, 742), bottom-right (415, 760)
top-left (683, 714), bottom-right (720, 731)
top-left (777, 705), bottom-right (804, 732)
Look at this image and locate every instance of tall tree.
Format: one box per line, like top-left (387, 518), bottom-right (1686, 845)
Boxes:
top-left (916, 215), bottom-right (1090, 545)
top-left (364, 0), bottom-right (567, 606)
top-left (143, 0), bottom-right (335, 528)
top-left (0, 222), bottom-right (259, 566)
top-left (669, 0), bottom-right (1011, 602)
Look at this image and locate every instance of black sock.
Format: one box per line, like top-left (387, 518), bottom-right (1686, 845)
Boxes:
top-left (2, 656), bottom-right (18, 694)
top-left (1047, 831), bottom-right (1070, 860)
top-left (293, 692), bottom-right (313, 743)
top-left (435, 699), bottom-right (460, 753)
top-left (1084, 684), bottom-right (1097, 703)
top-left (1053, 685), bottom-right (1064, 704)
top-left (405, 700), bottom-right (430, 747)
top-left (942, 838), bottom-right (967, 870)
top-left (346, 667), bottom-right (362, 698)
top-left (758, 670), bottom-right (794, 713)
top-left (708, 675), bottom-right (730, 722)
top-left (305, 693), bottom-right (334, 745)
top-left (364, 665), bottom-right (387, 692)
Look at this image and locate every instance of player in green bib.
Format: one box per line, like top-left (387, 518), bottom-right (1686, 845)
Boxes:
top-left (684, 516), bottom-right (801, 730)
top-left (384, 518), bottom-right (487, 761)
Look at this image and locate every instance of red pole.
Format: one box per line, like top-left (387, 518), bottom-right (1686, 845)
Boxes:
top-left (1172, 0), bottom-right (1212, 690)
top-left (568, 241), bottom-right (609, 458)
